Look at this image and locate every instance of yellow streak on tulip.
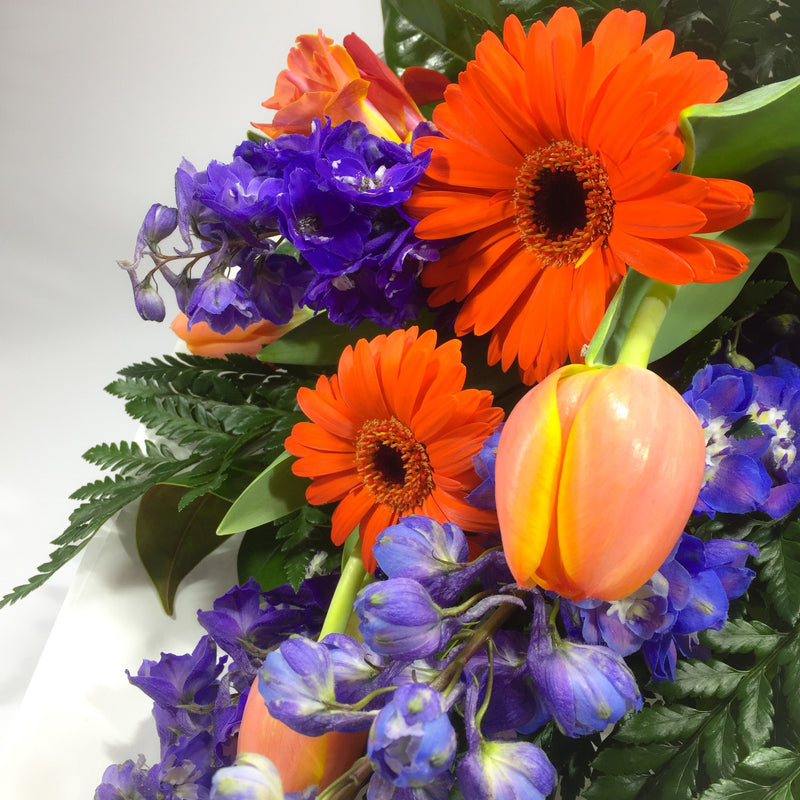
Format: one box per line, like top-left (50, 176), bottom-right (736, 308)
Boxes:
top-left (495, 368), bottom-right (564, 584)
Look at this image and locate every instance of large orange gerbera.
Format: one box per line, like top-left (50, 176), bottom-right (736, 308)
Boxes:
top-left (284, 327), bottom-right (504, 570)
top-left (406, 8), bottom-right (755, 384)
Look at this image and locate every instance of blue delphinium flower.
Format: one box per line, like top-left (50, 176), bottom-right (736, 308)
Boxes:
top-left (127, 636), bottom-right (227, 750)
top-left (527, 594), bottom-right (642, 737)
top-left (123, 118), bottom-right (437, 333)
top-left (457, 679), bottom-right (556, 800)
top-left (684, 359), bottom-right (800, 519)
top-left (258, 636), bottom-right (376, 735)
top-left (683, 363), bottom-right (772, 516)
top-left (372, 515), bottom-right (512, 606)
top-left (355, 578), bottom-right (456, 660)
top-left (465, 425), bottom-right (503, 511)
top-left (209, 752), bottom-right (284, 800)
top-left (367, 683), bottom-right (456, 791)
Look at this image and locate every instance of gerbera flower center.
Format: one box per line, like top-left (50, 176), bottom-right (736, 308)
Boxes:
top-left (355, 417), bottom-right (434, 512)
top-left (513, 141), bottom-right (614, 268)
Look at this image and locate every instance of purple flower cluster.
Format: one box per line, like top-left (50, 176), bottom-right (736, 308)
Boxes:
top-left (254, 516), bottom-right (644, 800)
top-left (564, 532), bottom-right (758, 681)
top-left (683, 358), bottom-right (800, 518)
top-left (121, 119), bottom-right (437, 334)
top-left (94, 576), bottom-right (335, 800)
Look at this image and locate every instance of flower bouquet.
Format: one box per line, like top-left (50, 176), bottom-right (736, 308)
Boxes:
top-left (6, 1), bottom-right (800, 798)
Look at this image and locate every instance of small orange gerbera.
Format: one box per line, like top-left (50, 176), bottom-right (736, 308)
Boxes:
top-left (284, 326), bottom-right (504, 570)
top-left (406, 8), bottom-right (755, 384)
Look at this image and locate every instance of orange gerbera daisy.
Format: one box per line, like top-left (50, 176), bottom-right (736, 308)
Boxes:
top-left (284, 326), bottom-right (504, 571)
top-left (406, 8), bottom-right (755, 384)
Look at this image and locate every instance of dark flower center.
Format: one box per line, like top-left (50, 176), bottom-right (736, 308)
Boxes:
top-left (514, 141), bottom-right (614, 268)
top-left (355, 417), bottom-right (434, 512)
top-left (297, 214), bottom-right (321, 234)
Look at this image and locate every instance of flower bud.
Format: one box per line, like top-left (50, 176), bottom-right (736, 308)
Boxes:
top-left (238, 677), bottom-right (368, 794)
top-left (354, 578), bottom-right (455, 659)
top-left (495, 363), bottom-right (705, 601)
top-left (210, 753), bottom-right (284, 800)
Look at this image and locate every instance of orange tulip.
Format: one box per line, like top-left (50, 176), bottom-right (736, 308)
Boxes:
top-left (170, 314), bottom-right (295, 358)
top-left (495, 363), bottom-right (705, 602)
top-left (254, 31), bottom-right (447, 143)
top-left (237, 676), bottom-right (367, 793)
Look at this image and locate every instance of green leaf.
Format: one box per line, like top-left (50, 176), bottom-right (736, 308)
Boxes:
top-left (591, 743), bottom-right (677, 775)
top-left (702, 618), bottom-right (784, 658)
top-left (700, 747), bottom-right (800, 800)
top-left (381, 0), bottom-right (479, 79)
top-left (236, 528), bottom-right (288, 591)
top-left (257, 313), bottom-right (386, 366)
top-left (581, 773), bottom-right (649, 800)
top-left (736, 671), bottom-right (774, 754)
top-left (615, 705), bottom-right (710, 744)
top-left (649, 192), bottom-right (792, 362)
top-left (681, 75), bottom-right (800, 188)
top-left (750, 520), bottom-right (800, 625)
top-left (135, 483), bottom-right (230, 615)
top-left (727, 415), bottom-right (766, 442)
top-left (647, 737), bottom-right (699, 800)
top-left (701, 709), bottom-right (740, 783)
top-left (217, 451), bottom-right (308, 536)
top-left (663, 659), bottom-right (745, 699)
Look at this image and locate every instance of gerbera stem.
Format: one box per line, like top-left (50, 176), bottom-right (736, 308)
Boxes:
top-left (318, 542), bottom-right (369, 640)
top-left (614, 279), bottom-right (677, 367)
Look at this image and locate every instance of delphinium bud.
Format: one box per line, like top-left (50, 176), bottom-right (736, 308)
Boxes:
top-left (210, 753), bottom-right (284, 800)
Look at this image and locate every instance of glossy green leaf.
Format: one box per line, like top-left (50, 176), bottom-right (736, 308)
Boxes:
top-left (217, 451), bottom-right (308, 536)
top-left (381, 0), bottom-right (482, 79)
top-left (615, 705), bottom-right (710, 744)
top-left (681, 75), bottom-right (800, 186)
top-left (257, 313), bottom-right (386, 366)
top-left (135, 483), bottom-right (230, 615)
top-left (237, 527), bottom-right (290, 591)
top-left (736, 672), bottom-right (774, 754)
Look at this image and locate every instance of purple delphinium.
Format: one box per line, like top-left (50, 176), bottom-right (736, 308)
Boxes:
top-left (466, 425), bottom-right (503, 511)
top-left (527, 593), bottom-right (642, 737)
top-left (684, 360), bottom-right (800, 519)
top-left (97, 575), bottom-right (338, 800)
top-left (122, 118), bottom-right (437, 335)
top-left (367, 683), bottom-right (456, 791)
top-left (457, 679), bottom-right (556, 800)
top-left (257, 636), bottom-right (377, 735)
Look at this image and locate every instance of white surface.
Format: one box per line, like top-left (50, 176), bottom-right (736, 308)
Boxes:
top-left (0, 1), bottom-right (383, 794)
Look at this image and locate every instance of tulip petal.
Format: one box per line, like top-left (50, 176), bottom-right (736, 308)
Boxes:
top-left (495, 369), bottom-right (564, 584)
top-left (557, 365), bottom-right (705, 600)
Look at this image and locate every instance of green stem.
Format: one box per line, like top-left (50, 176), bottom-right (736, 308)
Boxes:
top-left (318, 545), bottom-right (368, 640)
top-left (614, 280), bottom-right (677, 368)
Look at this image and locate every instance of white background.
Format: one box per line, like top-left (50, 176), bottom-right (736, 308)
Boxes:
top-left (0, 1), bottom-right (383, 794)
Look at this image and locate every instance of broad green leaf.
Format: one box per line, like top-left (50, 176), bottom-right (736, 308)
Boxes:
top-left (236, 528), bottom-right (288, 591)
top-left (135, 483), bottom-right (230, 615)
top-left (649, 192), bottom-right (792, 362)
top-left (680, 75), bottom-right (800, 185)
top-left (257, 313), bottom-right (386, 366)
top-left (217, 451), bottom-right (308, 536)
top-left (700, 747), bottom-right (800, 800)
top-left (381, 0), bottom-right (479, 79)
top-left (647, 737), bottom-right (699, 800)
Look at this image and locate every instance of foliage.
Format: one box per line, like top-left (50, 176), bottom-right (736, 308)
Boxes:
top-left (0, 353), bottom-right (321, 608)
top-left (383, 0), bottom-right (800, 98)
